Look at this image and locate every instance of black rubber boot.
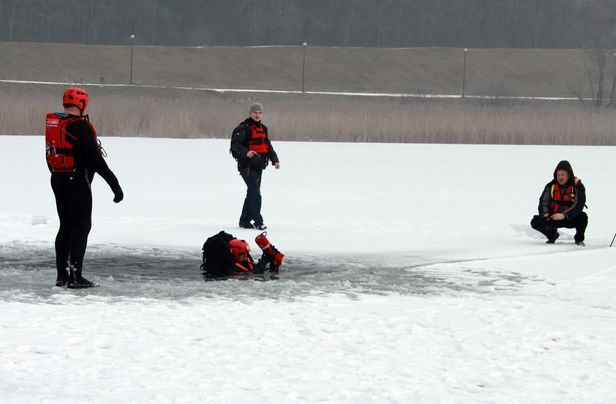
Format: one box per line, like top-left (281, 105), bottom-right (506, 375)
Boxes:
top-left (67, 266), bottom-right (96, 289)
top-left (546, 232), bottom-right (560, 244)
top-left (55, 267), bottom-right (69, 287)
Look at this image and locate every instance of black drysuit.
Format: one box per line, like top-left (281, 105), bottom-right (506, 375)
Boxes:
top-left (50, 116), bottom-right (122, 275)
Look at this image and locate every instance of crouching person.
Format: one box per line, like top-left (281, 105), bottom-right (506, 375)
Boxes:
top-left (530, 160), bottom-right (588, 245)
top-left (201, 231), bottom-right (284, 279)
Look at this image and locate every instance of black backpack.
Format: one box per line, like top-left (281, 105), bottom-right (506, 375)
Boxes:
top-left (201, 231), bottom-right (236, 277)
top-left (229, 123), bottom-right (246, 161)
top-left (229, 123), bottom-right (268, 170)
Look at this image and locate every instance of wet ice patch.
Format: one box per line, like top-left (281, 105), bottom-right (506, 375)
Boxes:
top-left (0, 244), bottom-right (543, 303)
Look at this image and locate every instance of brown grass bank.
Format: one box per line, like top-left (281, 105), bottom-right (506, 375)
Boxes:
top-left (1, 82), bottom-right (615, 145)
top-left (0, 42), bottom-right (608, 98)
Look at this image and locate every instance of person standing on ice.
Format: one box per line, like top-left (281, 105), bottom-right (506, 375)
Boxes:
top-left (530, 160), bottom-right (587, 245)
top-left (230, 102), bottom-right (280, 230)
top-left (45, 87), bottom-right (124, 288)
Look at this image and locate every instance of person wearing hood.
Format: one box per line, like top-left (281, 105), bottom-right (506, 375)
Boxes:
top-left (229, 102), bottom-right (280, 231)
top-left (530, 160), bottom-right (587, 245)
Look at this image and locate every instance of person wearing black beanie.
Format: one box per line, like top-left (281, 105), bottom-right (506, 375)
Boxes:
top-left (530, 160), bottom-right (588, 245)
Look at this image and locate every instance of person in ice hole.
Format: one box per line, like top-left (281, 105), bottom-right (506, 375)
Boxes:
top-left (201, 231), bottom-right (284, 279)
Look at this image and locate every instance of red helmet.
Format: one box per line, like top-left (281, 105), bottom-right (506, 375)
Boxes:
top-left (63, 87), bottom-right (89, 112)
top-left (229, 239), bottom-right (250, 260)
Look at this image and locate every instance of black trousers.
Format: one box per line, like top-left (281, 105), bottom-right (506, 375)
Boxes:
top-left (530, 212), bottom-right (588, 242)
top-left (51, 173), bottom-right (92, 271)
top-left (239, 167), bottom-right (264, 226)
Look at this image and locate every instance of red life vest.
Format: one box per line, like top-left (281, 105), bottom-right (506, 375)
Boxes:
top-left (229, 238), bottom-right (254, 272)
top-left (549, 180), bottom-right (577, 214)
top-left (248, 123), bottom-right (269, 154)
top-left (45, 112), bottom-right (97, 173)
top-left (233, 261), bottom-right (254, 272)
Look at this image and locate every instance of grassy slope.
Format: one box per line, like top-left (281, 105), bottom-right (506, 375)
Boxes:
top-left (1, 42), bottom-right (614, 144)
top-left (0, 42), bottom-right (599, 97)
top-left (1, 81), bottom-right (615, 145)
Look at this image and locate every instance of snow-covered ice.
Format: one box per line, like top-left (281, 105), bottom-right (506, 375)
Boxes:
top-left (1, 135), bottom-right (615, 403)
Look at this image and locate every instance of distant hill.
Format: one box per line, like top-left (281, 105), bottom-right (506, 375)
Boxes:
top-left (0, 42), bottom-right (605, 98)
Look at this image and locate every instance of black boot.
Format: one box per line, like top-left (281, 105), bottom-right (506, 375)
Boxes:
top-left (546, 232), bottom-right (560, 244)
top-left (67, 266), bottom-right (96, 289)
top-left (55, 267), bottom-right (69, 287)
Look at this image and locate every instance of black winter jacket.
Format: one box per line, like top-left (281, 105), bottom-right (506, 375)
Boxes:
top-left (537, 160), bottom-right (586, 220)
top-left (230, 118), bottom-right (279, 170)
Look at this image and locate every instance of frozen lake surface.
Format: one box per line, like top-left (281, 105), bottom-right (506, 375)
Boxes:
top-left (1, 136), bottom-right (615, 402)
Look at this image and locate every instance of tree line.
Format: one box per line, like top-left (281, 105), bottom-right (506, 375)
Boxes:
top-left (1, 0), bottom-right (615, 48)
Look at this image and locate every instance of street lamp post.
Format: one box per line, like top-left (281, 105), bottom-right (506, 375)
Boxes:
top-left (462, 48), bottom-right (468, 98)
top-left (301, 42), bottom-right (307, 93)
top-left (130, 34), bottom-right (135, 85)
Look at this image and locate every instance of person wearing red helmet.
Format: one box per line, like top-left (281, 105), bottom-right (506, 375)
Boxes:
top-left (46, 87), bottom-right (124, 288)
top-left (201, 231), bottom-right (284, 278)
top-left (228, 238), bottom-right (254, 272)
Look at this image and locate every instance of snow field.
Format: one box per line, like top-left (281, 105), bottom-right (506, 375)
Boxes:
top-left (0, 135), bottom-right (615, 402)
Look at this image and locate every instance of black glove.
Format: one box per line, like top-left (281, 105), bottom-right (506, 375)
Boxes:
top-left (112, 185), bottom-right (124, 203)
top-left (253, 255), bottom-right (271, 274)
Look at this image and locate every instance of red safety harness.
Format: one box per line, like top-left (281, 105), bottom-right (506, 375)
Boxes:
top-left (549, 179), bottom-right (577, 214)
top-left (247, 123), bottom-right (269, 154)
top-left (233, 261), bottom-right (254, 272)
top-left (45, 113), bottom-right (96, 173)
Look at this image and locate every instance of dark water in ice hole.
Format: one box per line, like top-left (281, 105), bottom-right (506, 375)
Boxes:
top-left (0, 243), bottom-right (544, 302)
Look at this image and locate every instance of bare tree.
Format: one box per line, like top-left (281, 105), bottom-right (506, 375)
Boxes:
top-left (607, 51), bottom-right (616, 107)
top-left (571, 47), bottom-right (616, 108)
top-left (7, 0), bottom-right (17, 42)
top-left (150, 0), bottom-right (158, 45)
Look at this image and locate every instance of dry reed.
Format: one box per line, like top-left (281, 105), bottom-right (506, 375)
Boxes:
top-left (1, 83), bottom-right (615, 145)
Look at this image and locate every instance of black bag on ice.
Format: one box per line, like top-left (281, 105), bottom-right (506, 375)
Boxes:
top-left (201, 231), bottom-right (236, 277)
